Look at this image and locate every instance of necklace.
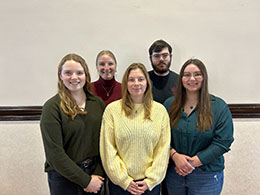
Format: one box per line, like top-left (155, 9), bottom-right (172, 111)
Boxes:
top-left (190, 106), bottom-right (194, 110)
top-left (75, 95), bottom-right (86, 111)
top-left (102, 85), bottom-right (115, 97)
top-left (134, 104), bottom-right (143, 114)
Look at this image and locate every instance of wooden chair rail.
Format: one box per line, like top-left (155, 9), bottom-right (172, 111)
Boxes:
top-left (0, 104), bottom-right (259, 121)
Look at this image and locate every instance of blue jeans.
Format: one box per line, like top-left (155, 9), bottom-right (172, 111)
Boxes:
top-left (48, 170), bottom-right (101, 195)
top-left (108, 180), bottom-right (160, 195)
top-left (165, 166), bottom-right (223, 195)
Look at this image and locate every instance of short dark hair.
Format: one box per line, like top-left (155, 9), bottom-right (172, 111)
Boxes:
top-left (149, 39), bottom-right (172, 56)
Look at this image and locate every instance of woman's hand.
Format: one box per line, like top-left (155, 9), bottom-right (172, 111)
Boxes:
top-left (172, 153), bottom-right (195, 176)
top-left (190, 155), bottom-right (203, 167)
top-left (135, 180), bottom-right (148, 194)
top-left (84, 175), bottom-right (104, 193)
top-left (126, 181), bottom-right (145, 195)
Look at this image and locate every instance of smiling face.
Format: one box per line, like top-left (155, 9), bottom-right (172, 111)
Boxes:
top-left (96, 54), bottom-right (116, 80)
top-left (182, 64), bottom-right (203, 93)
top-left (127, 68), bottom-right (147, 103)
top-left (59, 60), bottom-right (86, 94)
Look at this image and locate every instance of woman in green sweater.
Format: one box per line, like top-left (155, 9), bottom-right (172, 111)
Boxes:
top-left (100, 63), bottom-right (171, 195)
top-left (164, 59), bottom-right (234, 195)
top-left (40, 53), bottom-right (105, 195)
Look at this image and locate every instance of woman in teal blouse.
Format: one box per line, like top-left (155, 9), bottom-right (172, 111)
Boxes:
top-left (164, 59), bottom-right (234, 195)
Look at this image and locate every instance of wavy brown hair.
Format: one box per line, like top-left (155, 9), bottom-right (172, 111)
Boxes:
top-left (121, 63), bottom-right (152, 119)
top-left (169, 59), bottom-right (212, 131)
top-left (58, 53), bottom-right (93, 119)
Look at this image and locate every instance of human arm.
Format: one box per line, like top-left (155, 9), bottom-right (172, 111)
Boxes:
top-left (143, 110), bottom-right (171, 190)
top-left (40, 99), bottom-right (91, 188)
top-left (99, 105), bottom-right (133, 190)
top-left (195, 101), bottom-right (234, 165)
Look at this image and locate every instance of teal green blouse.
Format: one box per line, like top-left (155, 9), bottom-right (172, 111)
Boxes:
top-left (164, 95), bottom-right (234, 172)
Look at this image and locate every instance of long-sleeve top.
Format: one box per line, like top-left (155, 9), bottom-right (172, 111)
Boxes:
top-left (164, 94), bottom-right (234, 172)
top-left (40, 93), bottom-right (105, 188)
top-left (91, 77), bottom-right (122, 105)
top-left (148, 70), bottom-right (178, 104)
top-left (100, 100), bottom-right (171, 190)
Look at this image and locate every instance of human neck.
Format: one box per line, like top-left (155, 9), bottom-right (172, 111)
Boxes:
top-left (131, 96), bottom-right (143, 104)
top-left (185, 92), bottom-right (199, 107)
top-left (98, 76), bottom-right (115, 86)
top-left (71, 90), bottom-right (86, 107)
top-left (153, 70), bottom-right (169, 76)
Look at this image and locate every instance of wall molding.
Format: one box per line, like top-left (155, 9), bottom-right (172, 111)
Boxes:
top-left (228, 104), bottom-right (260, 118)
top-left (0, 104), bottom-right (260, 121)
top-left (0, 106), bottom-right (42, 121)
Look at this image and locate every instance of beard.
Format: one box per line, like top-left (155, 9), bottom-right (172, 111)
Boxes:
top-left (151, 60), bottom-right (171, 74)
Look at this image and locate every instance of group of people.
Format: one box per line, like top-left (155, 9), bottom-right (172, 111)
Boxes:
top-left (40, 39), bottom-right (234, 195)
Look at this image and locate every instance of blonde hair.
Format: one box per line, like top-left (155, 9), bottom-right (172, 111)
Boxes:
top-left (96, 50), bottom-right (117, 66)
top-left (58, 53), bottom-right (93, 119)
top-left (121, 63), bottom-right (153, 119)
top-left (169, 59), bottom-right (212, 131)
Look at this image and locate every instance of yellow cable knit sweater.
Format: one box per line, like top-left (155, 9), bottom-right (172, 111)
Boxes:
top-left (100, 100), bottom-right (170, 190)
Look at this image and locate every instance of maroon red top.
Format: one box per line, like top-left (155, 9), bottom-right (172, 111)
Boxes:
top-left (91, 77), bottom-right (122, 105)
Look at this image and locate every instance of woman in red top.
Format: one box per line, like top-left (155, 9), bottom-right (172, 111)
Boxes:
top-left (91, 50), bottom-right (122, 105)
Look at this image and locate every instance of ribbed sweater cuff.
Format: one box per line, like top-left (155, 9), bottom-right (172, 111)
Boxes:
top-left (121, 178), bottom-right (133, 190)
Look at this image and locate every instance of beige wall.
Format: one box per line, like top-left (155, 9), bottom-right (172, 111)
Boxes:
top-left (0, 121), bottom-right (48, 195)
top-left (1, 0), bottom-right (260, 105)
top-left (222, 119), bottom-right (260, 194)
top-left (0, 119), bottom-right (259, 195)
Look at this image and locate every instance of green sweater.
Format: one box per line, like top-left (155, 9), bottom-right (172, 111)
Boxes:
top-left (40, 93), bottom-right (105, 188)
top-left (164, 95), bottom-right (234, 172)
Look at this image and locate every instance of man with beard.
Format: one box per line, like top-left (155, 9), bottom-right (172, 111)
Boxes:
top-left (148, 39), bottom-right (178, 104)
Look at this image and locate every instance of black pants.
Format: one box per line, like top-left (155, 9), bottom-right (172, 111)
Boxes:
top-left (108, 180), bottom-right (160, 195)
top-left (161, 179), bottom-right (168, 195)
top-left (48, 170), bottom-right (101, 195)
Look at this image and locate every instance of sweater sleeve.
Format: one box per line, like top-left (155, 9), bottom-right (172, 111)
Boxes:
top-left (197, 101), bottom-right (234, 165)
top-left (100, 106), bottom-right (133, 190)
top-left (144, 110), bottom-right (171, 190)
top-left (40, 100), bottom-right (91, 188)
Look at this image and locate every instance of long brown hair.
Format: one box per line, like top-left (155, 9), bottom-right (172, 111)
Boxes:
top-left (121, 63), bottom-right (153, 119)
top-left (169, 59), bottom-right (212, 131)
top-left (58, 53), bottom-right (93, 119)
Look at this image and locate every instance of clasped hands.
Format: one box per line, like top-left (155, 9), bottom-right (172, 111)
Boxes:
top-left (127, 180), bottom-right (148, 195)
top-left (84, 175), bottom-right (104, 193)
top-left (172, 153), bottom-right (202, 176)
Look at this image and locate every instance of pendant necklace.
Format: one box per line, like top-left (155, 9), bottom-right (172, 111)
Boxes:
top-left (134, 104), bottom-right (143, 114)
top-left (102, 85), bottom-right (115, 97)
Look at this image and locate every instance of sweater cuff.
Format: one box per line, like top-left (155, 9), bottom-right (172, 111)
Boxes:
top-left (145, 178), bottom-right (156, 191)
top-left (79, 173), bottom-right (92, 188)
top-left (121, 177), bottom-right (133, 191)
top-left (197, 146), bottom-right (224, 165)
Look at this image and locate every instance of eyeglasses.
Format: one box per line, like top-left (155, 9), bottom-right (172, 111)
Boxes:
top-left (151, 53), bottom-right (170, 59)
top-left (182, 72), bottom-right (203, 79)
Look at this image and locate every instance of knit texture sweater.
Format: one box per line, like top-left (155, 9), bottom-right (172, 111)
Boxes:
top-left (40, 93), bottom-right (105, 188)
top-left (91, 77), bottom-right (122, 105)
top-left (100, 100), bottom-right (171, 190)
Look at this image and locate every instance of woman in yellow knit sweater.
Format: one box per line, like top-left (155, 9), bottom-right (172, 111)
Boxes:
top-left (100, 63), bottom-right (171, 195)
